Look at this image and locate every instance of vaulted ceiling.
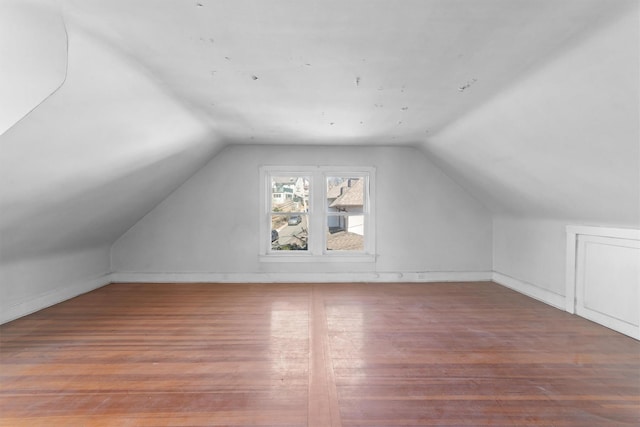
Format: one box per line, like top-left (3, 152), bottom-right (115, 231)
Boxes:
top-left (1, 0), bottom-right (638, 260)
top-left (57, 0), bottom-right (629, 144)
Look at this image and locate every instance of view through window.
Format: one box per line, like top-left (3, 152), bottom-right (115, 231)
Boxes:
top-left (264, 167), bottom-right (373, 257)
top-left (270, 176), bottom-right (310, 251)
top-left (326, 177), bottom-right (365, 251)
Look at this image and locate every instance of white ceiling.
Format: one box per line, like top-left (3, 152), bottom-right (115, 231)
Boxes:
top-left (0, 0), bottom-right (638, 260)
top-left (60, 0), bottom-right (624, 145)
top-left (423, 7), bottom-right (639, 224)
top-left (0, 0), bottom-right (66, 135)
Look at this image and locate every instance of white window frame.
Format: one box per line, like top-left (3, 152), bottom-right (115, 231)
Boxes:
top-left (259, 165), bottom-right (376, 262)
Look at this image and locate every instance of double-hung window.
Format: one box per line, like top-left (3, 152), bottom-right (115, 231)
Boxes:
top-left (260, 166), bottom-right (375, 261)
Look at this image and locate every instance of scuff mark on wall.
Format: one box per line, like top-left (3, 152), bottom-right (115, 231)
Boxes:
top-left (458, 78), bottom-right (478, 92)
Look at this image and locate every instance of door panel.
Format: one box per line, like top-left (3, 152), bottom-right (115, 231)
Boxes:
top-left (576, 234), bottom-right (639, 339)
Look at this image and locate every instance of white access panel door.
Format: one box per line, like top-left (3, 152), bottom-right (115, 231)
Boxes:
top-left (575, 234), bottom-right (640, 339)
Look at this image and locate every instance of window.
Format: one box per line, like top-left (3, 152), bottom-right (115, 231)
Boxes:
top-left (326, 176), bottom-right (365, 251)
top-left (269, 175), bottom-right (310, 251)
top-left (260, 166), bottom-right (375, 261)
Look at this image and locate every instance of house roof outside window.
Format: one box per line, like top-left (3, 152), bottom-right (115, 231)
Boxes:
top-left (329, 178), bottom-right (364, 208)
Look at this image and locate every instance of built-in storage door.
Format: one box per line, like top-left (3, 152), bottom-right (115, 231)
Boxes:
top-left (573, 232), bottom-right (639, 340)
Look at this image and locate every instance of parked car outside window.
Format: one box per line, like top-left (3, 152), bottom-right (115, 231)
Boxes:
top-left (288, 215), bottom-right (301, 225)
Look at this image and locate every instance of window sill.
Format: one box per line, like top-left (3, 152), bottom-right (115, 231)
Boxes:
top-left (259, 253), bottom-right (376, 263)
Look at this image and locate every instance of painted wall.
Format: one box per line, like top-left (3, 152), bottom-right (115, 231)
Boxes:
top-left (112, 145), bottom-right (493, 281)
top-left (0, 10), bottom-right (221, 322)
top-left (421, 8), bottom-right (639, 305)
top-left (0, 246), bottom-right (110, 324)
top-left (492, 215), bottom-right (568, 307)
top-left (0, 0), bottom-right (67, 135)
top-left (422, 8), bottom-right (639, 224)
top-left (0, 25), bottom-right (220, 262)
top-left (3, 1), bottom-right (635, 322)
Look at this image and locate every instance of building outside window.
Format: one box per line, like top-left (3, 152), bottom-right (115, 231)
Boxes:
top-left (260, 166), bottom-right (375, 261)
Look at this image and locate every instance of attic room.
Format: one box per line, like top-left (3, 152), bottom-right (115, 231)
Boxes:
top-left (1, 0), bottom-right (638, 425)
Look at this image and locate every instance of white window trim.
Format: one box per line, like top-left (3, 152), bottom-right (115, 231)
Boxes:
top-left (259, 165), bottom-right (376, 263)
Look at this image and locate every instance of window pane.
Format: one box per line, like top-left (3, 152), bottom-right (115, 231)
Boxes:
top-left (326, 215), bottom-right (364, 251)
top-left (271, 176), bottom-right (310, 213)
top-left (271, 214), bottom-right (308, 251)
top-left (326, 177), bottom-right (365, 213)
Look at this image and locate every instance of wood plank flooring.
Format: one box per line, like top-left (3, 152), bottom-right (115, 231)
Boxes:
top-left (1, 282), bottom-right (639, 426)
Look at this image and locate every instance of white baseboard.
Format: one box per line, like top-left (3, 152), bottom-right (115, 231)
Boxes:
top-left (492, 271), bottom-right (565, 309)
top-left (3, 271), bottom-right (565, 324)
top-left (110, 270), bottom-right (493, 284)
top-left (1, 273), bottom-right (112, 324)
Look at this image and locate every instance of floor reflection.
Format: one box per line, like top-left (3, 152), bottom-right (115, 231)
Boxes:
top-left (269, 301), bottom-right (308, 395)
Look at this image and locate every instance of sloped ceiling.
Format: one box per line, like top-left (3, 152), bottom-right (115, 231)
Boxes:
top-left (421, 6), bottom-right (639, 224)
top-left (0, 0), bottom-right (221, 261)
top-left (1, 0), bottom-right (637, 261)
top-left (60, 0), bottom-right (627, 144)
top-left (0, 0), bottom-right (67, 135)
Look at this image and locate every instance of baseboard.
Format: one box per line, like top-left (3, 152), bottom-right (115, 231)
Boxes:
top-left (492, 271), bottom-right (565, 309)
top-left (1, 273), bottom-right (112, 324)
top-left (110, 270), bottom-right (493, 284)
top-left (2, 271), bottom-right (562, 323)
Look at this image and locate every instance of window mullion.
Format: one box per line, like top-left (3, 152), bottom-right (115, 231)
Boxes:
top-left (308, 171), bottom-right (324, 255)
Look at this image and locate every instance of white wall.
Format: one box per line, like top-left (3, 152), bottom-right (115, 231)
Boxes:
top-left (0, 245), bottom-right (110, 324)
top-left (0, 0), bottom-right (67, 135)
top-left (0, 17), bottom-right (222, 323)
top-left (422, 9), bottom-right (639, 224)
top-left (0, 25), bottom-right (220, 261)
top-left (421, 7), bottom-right (639, 307)
top-left (493, 213), bottom-right (640, 311)
top-left (111, 145), bottom-right (493, 282)
top-left (492, 216), bottom-right (568, 307)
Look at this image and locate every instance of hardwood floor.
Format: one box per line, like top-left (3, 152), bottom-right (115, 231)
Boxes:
top-left (1, 282), bottom-right (638, 426)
